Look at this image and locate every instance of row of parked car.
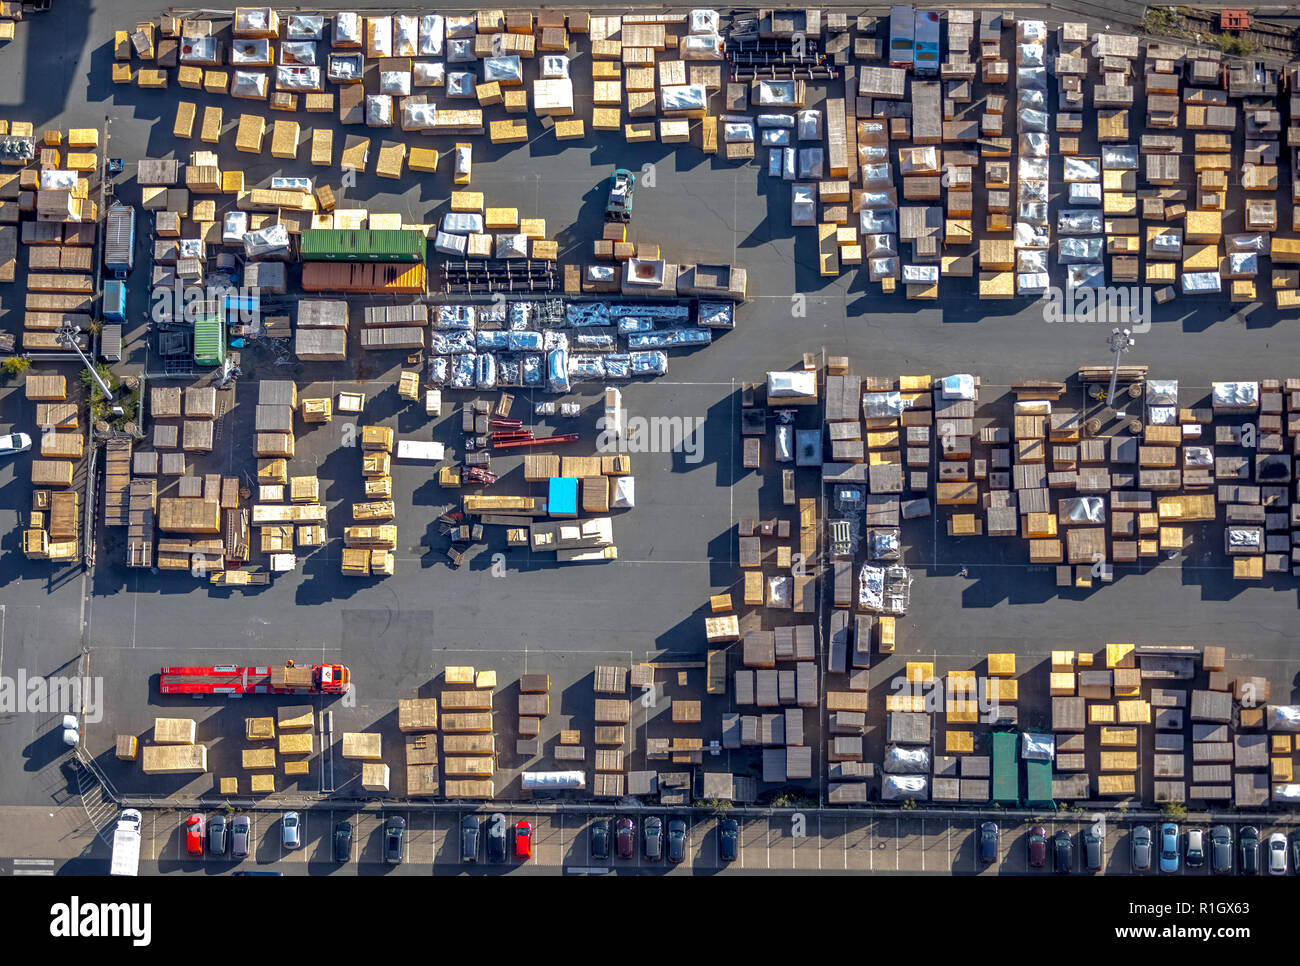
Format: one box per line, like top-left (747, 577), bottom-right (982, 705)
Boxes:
top-left (979, 821), bottom-right (1297, 874)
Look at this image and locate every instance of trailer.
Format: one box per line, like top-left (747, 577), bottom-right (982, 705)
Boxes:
top-left (159, 661), bottom-right (351, 696)
top-left (914, 9), bottom-right (940, 76)
top-left (104, 203), bottom-right (135, 277)
top-left (110, 809), bottom-right (142, 876)
top-left (889, 5), bottom-right (915, 70)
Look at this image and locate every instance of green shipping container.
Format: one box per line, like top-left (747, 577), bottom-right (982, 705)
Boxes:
top-left (299, 229), bottom-right (426, 263)
top-left (193, 313), bottom-right (226, 368)
top-left (1024, 758), bottom-right (1054, 807)
top-left (991, 731), bottom-right (1019, 804)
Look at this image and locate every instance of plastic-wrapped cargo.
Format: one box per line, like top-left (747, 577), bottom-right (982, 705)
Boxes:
top-left (1018, 109), bottom-right (1048, 134)
top-left (447, 72), bottom-right (475, 97)
top-left (901, 264), bottom-right (939, 285)
top-left (449, 354), bottom-right (477, 389)
top-left (775, 423), bottom-right (793, 461)
top-left (541, 55), bottom-right (570, 79)
top-left (280, 41), bottom-right (317, 65)
top-left (860, 210), bottom-right (897, 234)
top-left (782, 147), bottom-right (797, 180)
top-left (1021, 732), bottom-right (1055, 761)
top-left (681, 34), bottom-right (724, 59)
top-left (628, 351), bottom-right (668, 376)
top-left (1068, 182), bottom-right (1102, 206)
top-left (1019, 180), bottom-right (1048, 204)
top-left (1058, 210), bottom-right (1103, 235)
top-left (441, 212), bottom-right (484, 234)
top-left (447, 38), bottom-right (475, 62)
top-left (885, 746), bottom-right (931, 774)
top-left (401, 100), bottom-right (437, 130)
top-left (231, 39), bottom-right (272, 65)
top-left (231, 70), bottom-right (269, 98)
top-left (243, 224), bottom-right (290, 258)
top-left (437, 305), bottom-right (475, 330)
top-left (1017, 250), bottom-right (1048, 273)
top-left (180, 36), bottom-right (219, 63)
top-left (1274, 784), bottom-right (1300, 801)
top-left (690, 8), bottom-right (719, 33)
top-left (1227, 233), bottom-right (1267, 253)
top-left (860, 162), bottom-right (892, 186)
top-left (495, 234), bottom-right (528, 259)
top-left (858, 563), bottom-right (885, 610)
top-left (1018, 157), bottom-right (1048, 181)
top-left (508, 302), bottom-right (533, 329)
top-left (508, 330), bottom-right (544, 352)
top-left (604, 355), bottom-right (630, 379)
top-left (1016, 42), bottom-right (1045, 68)
top-left (544, 331), bottom-right (569, 351)
top-left (1067, 264), bottom-right (1106, 289)
top-left (547, 348), bottom-right (571, 392)
top-left (431, 331), bottom-right (475, 354)
top-left (940, 374), bottom-right (976, 399)
top-left (1102, 145), bottom-right (1139, 169)
top-left (1019, 88), bottom-right (1046, 112)
top-left (476, 330), bottom-right (510, 350)
top-left (365, 95), bottom-right (393, 126)
top-left (697, 302), bottom-right (734, 327)
top-left (1230, 252), bottom-right (1258, 276)
top-left (522, 354), bottom-right (544, 385)
top-left (368, 16), bottom-right (393, 57)
top-left (1059, 237), bottom-right (1103, 263)
top-left (882, 775), bottom-right (928, 801)
top-left (414, 61), bottom-right (445, 86)
top-left (1017, 67), bottom-right (1046, 90)
top-left (767, 147), bottom-right (784, 175)
top-left (419, 15), bottom-right (444, 55)
top-left (484, 56), bottom-right (523, 84)
top-left (1064, 157), bottom-right (1101, 181)
top-left (797, 109), bottom-right (822, 141)
top-left (1212, 381), bottom-right (1258, 407)
top-left (1018, 201), bottom-right (1048, 226)
top-left (287, 15), bottom-right (324, 40)
top-left (1018, 19), bottom-right (1048, 43)
top-left (761, 129), bottom-right (791, 147)
top-left (797, 148), bottom-right (825, 179)
top-left (434, 231), bottom-right (468, 257)
top-left (567, 302), bottom-right (611, 327)
top-left (1146, 380), bottom-right (1179, 406)
top-left (1148, 406), bottom-right (1176, 425)
top-left (757, 114), bottom-right (795, 128)
top-left (1182, 272), bottom-right (1222, 294)
top-left (335, 12), bottom-right (362, 46)
top-left (766, 576), bottom-right (792, 605)
top-left (445, 16), bottom-right (475, 38)
top-left (522, 771), bottom-right (586, 790)
top-left (1184, 446), bottom-right (1212, 466)
top-left (428, 356), bottom-right (448, 385)
top-left (617, 317), bottom-right (653, 334)
top-left (1268, 706), bottom-right (1300, 731)
top-left (223, 211), bottom-right (248, 244)
top-left (380, 71), bottom-right (411, 96)
top-left (1015, 224), bottom-right (1051, 248)
top-left (662, 84), bottom-right (708, 112)
top-left (497, 359), bottom-right (520, 385)
top-left (1017, 273), bottom-right (1050, 295)
top-left (569, 354), bottom-right (606, 381)
top-left (327, 53), bottom-right (364, 83)
top-left (277, 65), bottom-right (322, 90)
top-left (1059, 497), bottom-right (1104, 524)
top-left (724, 121), bottom-right (754, 142)
top-left (1019, 131), bottom-right (1049, 155)
top-left (476, 353), bottom-right (497, 390)
top-left (612, 476), bottom-right (635, 508)
top-left (394, 15), bottom-right (418, 56)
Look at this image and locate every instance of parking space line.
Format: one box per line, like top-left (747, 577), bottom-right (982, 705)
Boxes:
top-left (894, 818), bottom-right (900, 871)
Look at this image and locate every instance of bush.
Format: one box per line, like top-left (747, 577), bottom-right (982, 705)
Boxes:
top-left (1161, 801), bottom-right (1187, 820)
top-left (1217, 33), bottom-right (1257, 56)
top-left (1, 356), bottom-right (31, 377)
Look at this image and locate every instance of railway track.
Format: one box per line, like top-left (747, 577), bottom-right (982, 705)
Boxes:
top-left (1177, 7), bottom-right (1300, 59)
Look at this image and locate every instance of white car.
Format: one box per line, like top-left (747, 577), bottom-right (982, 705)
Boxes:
top-left (1267, 832), bottom-right (1288, 875)
top-left (0, 432), bottom-right (32, 456)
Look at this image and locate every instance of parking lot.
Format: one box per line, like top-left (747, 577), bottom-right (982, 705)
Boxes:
top-left (130, 808), bottom-right (1298, 875)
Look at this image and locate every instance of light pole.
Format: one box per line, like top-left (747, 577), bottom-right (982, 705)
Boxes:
top-left (1106, 326), bottom-right (1135, 417)
top-left (57, 324), bottom-right (124, 418)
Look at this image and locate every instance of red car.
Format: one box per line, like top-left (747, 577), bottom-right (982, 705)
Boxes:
top-left (515, 820), bottom-right (533, 860)
top-left (185, 814), bottom-right (204, 856)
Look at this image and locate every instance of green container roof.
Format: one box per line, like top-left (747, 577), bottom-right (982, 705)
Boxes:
top-left (193, 314), bottom-right (225, 365)
top-left (299, 228), bottom-right (426, 262)
top-left (991, 731), bottom-right (1019, 803)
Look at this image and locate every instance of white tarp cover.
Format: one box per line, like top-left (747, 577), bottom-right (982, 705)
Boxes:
top-left (612, 476), bottom-right (635, 508)
top-left (1018, 157), bottom-right (1048, 180)
top-left (1064, 157), bottom-right (1101, 181)
top-left (1228, 233), bottom-right (1267, 253)
top-left (1018, 273), bottom-right (1050, 294)
top-left (1017, 42), bottom-right (1045, 67)
top-left (1148, 406), bottom-right (1176, 425)
top-left (327, 53), bottom-right (364, 82)
top-left (798, 148), bottom-right (824, 179)
top-left (242, 224), bottom-right (289, 257)
top-left (768, 370), bottom-right (816, 397)
top-left (782, 147), bottom-right (797, 180)
top-left (280, 41), bottom-right (317, 65)
top-left (434, 231), bottom-right (468, 256)
top-left (401, 101), bottom-right (437, 129)
top-left (1147, 380), bottom-right (1179, 405)
top-left (365, 95), bottom-right (393, 126)
top-left (767, 576), bottom-right (792, 606)
top-left (419, 15), bottom-right (444, 55)
top-left (1068, 264), bottom-right (1105, 289)
top-left (941, 374), bottom-right (976, 399)
top-left (882, 775), bottom-right (928, 801)
top-left (863, 390), bottom-right (904, 418)
top-left (1018, 20), bottom-right (1047, 43)
top-left (757, 114), bottom-right (795, 128)
top-left (761, 129), bottom-right (791, 146)
top-left (1021, 732), bottom-right (1055, 761)
top-left (791, 183), bottom-right (815, 223)
top-left (485, 56), bottom-right (524, 83)
top-left (1059, 210), bottom-right (1103, 235)
top-left (445, 16), bottom-right (475, 38)
top-left (414, 61), bottom-right (445, 86)
top-left (1274, 784), bottom-right (1300, 800)
top-left (231, 39), bottom-right (271, 64)
top-left (1059, 237), bottom-right (1103, 263)
top-left (858, 563), bottom-right (884, 609)
top-left (230, 70), bottom-right (268, 97)
top-left (724, 121), bottom-right (755, 142)
top-left (286, 15), bottom-right (324, 40)
top-left (901, 264), bottom-right (939, 284)
top-left (369, 16), bottom-right (393, 57)
top-left (447, 72), bottom-right (476, 97)
top-left (223, 211), bottom-right (248, 243)
top-left (179, 36), bottom-right (218, 63)
top-left (1182, 272), bottom-right (1222, 293)
top-left (1059, 496), bottom-right (1104, 524)
top-left (441, 212), bottom-right (484, 234)
top-left (662, 84), bottom-right (708, 112)
top-left (394, 15), bottom-right (418, 56)
top-left (1184, 446), bottom-right (1213, 466)
top-left (756, 80), bottom-right (798, 105)
top-left (1230, 252), bottom-right (1258, 275)
top-left (277, 66), bottom-right (321, 90)
top-left (1102, 145), bottom-right (1139, 169)
top-left (797, 109), bottom-right (822, 140)
top-left (885, 746), bottom-right (931, 774)
top-left (1017, 250), bottom-right (1048, 273)
top-left (334, 12), bottom-right (361, 46)
top-left (522, 771), bottom-right (585, 789)
top-left (681, 34), bottom-right (723, 59)
top-left (1269, 706), bottom-right (1300, 731)
top-left (380, 71), bottom-right (411, 95)
top-left (690, 9), bottom-right (719, 33)
top-left (1069, 183), bottom-right (1102, 206)
top-left (540, 55), bottom-right (570, 78)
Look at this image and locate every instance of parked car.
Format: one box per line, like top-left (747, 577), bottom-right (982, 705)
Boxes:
top-left (486, 814), bottom-right (507, 863)
top-left (1291, 832), bottom-right (1300, 874)
top-left (643, 816), bottom-right (663, 860)
top-left (1267, 832), bottom-right (1287, 875)
top-left (1130, 826), bottom-right (1152, 872)
top-left (605, 168), bottom-right (635, 222)
top-left (0, 432), bottom-right (32, 456)
top-left (1240, 826), bottom-right (1260, 875)
top-left (666, 819), bottom-right (686, 863)
top-left (460, 815), bottom-right (479, 863)
top-left (719, 819), bottom-right (739, 863)
top-left (1210, 825), bottom-right (1232, 875)
top-left (515, 820), bottom-right (533, 860)
top-left (1159, 823), bottom-right (1179, 873)
top-left (384, 816), bottom-right (405, 865)
top-left (615, 818), bottom-right (635, 859)
top-left (207, 814), bottom-right (228, 856)
top-left (333, 822), bottom-right (352, 863)
top-left (185, 814), bottom-right (204, 856)
top-left (281, 812), bottom-right (300, 850)
top-left (1083, 826), bottom-right (1103, 872)
top-left (1028, 826), bottom-right (1047, 869)
top-left (1185, 827), bottom-right (1204, 869)
top-left (979, 822), bottom-right (999, 864)
top-left (590, 820), bottom-right (610, 860)
top-left (1053, 830), bottom-right (1073, 874)
top-left (231, 816), bottom-right (251, 859)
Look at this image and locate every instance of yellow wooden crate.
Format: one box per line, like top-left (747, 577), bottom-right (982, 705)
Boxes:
top-left (905, 661), bottom-right (934, 685)
top-left (1088, 703), bottom-right (1116, 724)
top-left (200, 106), bottom-right (222, 143)
top-left (984, 677), bottom-right (1018, 702)
top-left (987, 653), bottom-right (1016, 676)
top-left (1049, 672), bottom-right (1075, 696)
top-left (555, 118), bottom-right (585, 139)
top-left (270, 120), bottom-right (300, 159)
top-left (451, 191), bottom-right (484, 212)
top-left (1105, 642), bottom-right (1135, 668)
top-left (593, 107), bottom-right (622, 130)
top-left (945, 730), bottom-right (973, 753)
top-left (444, 666), bottom-right (476, 685)
top-left (1099, 726), bottom-right (1138, 746)
top-left (409, 147), bottom-right (439, 172)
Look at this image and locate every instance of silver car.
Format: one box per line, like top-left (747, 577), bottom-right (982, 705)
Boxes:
top-left (0, 432), bottom-right (32, 456)
top-left (282, 811), bottom-right (301, 850)
top-left (1268, 832), bottom-right (1288, 875)
top-left (231, 816), bottom-right (252, 858)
